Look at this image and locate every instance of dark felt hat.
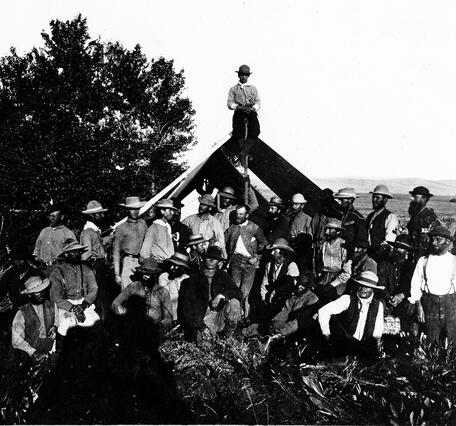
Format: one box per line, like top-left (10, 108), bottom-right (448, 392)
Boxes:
top-left (204, 246), bottom-right (226, 261)
top-left (409, 186), bottom-right (433, 198)
top-left (429, 226), bottom-right (452, 240)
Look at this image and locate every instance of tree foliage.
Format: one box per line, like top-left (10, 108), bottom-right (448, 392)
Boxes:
top-left (0, 15), bottom-right (195, 249)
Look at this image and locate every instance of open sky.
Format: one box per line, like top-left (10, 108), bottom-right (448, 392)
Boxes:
top-left (2, 1), bottom-right (456, 180)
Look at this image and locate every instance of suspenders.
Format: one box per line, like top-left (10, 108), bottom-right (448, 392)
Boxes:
top-left (422, 255), bottom-right (456, 295)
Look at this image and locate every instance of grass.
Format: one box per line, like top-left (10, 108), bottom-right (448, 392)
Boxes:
top-left (160, 333), bottom-right (456, 424)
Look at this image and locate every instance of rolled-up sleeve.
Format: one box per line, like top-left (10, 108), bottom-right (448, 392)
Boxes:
top-left (318, 295), bottom-right (351, 335)
top-left (408, 257), bottom-right (424, 304)
top-left (373, 301), bottom-right (384, 339)
top-left (12, 311), bottom-right (35, 356)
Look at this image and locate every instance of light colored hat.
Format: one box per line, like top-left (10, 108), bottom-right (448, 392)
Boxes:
top-left (186, 234), bottom-right (210, 247)
top-left (291, 193), bottom-right (306, 204)
top-left (217, 187), bottom-right (237, 200)
top-left (334, 187), bottom-right (357, 199)
top-left (268, 196), bottom-right (285, 208)
top-left (21, 276), bottom-right (50, 294)
top-left (370, 185), bottom-right (393, 199)
top-left (59, 238), bottom-right (87, 256)
top-left (154, 198), bottom-right (177, 210)
top-left (266, 237), bottom-right (294, 253)
top-left (324, 218), bottom-right (344, 230)
top-left (118, 196), bottom-right (145, 209)
top-left (165, 252), bottom-right (192, 270)
top-left (352, 271), bottom-right (385, 290)
top-left (198, 194), bottom-right (217, 208)
top-left (82, 200), bottom-right (108, 214)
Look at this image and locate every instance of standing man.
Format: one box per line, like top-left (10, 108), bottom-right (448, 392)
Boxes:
top-left (33, 203), bottom-right (76, 269)
top-left (227, 64), bottom-right (261, 167)
top-left (215, 184), bottom-right (259, 231)
top-left (169, 198), bottom-right (191, 250)
top-left (408, 226), bottom-right (456, 343)
top-left (366, 185), bottom-right (399, 260)
top-left (225, 204), bottom-right (267, 319)
top-left (178, 247), bottom-right (243, 348)
top-left (289, 193), bottom-right (313, 272)
top-left (407, 186), bottom-right (440, 262)
top-left (263, 196), bottom-right (291, 244)
top-left (182, 194), bottom-right (226, 257)
top-left (140, 199), bottom-right (176, 264)
top-left (334, 188), bottom-right (367, 246)
top-left (49, 239), bottom-right (99, 336)
top-left (80, 200), bottom-right (109, 320)
top-left (113, 196), bottom-right (148, 289)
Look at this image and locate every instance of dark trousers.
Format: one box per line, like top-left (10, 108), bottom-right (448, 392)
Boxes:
top-left (421, 293), bottom-right (456, 343)
top-left (232, 110), bottom-right (260, 157)
top-left (229, 254), bottom-right (257, 318)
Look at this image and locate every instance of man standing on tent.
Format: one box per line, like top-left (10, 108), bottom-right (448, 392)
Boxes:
top-left (227, 64), bottom-right (261, 167)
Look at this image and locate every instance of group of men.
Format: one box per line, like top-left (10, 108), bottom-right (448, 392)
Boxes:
top-left (3, 177), bottom-right (455, 367)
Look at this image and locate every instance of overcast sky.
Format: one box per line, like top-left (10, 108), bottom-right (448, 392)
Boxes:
top-left (2, 1), bottom-right (456, 180)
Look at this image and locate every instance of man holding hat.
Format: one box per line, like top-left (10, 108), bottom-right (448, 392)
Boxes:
top-left (263, 196), bottom-right (291, 244)
top-left (33, 203), bottom-right (77, 268)
top-left (112, 258), bottom-right (173, 336)
top-left (159, 252), bottom-right (192, 321)
top-left (315, 218), bottom-right (351, 296)
top-left (186, 234), bottom-right (210, 270)
top-left (182, 194), bottom-right (226, 257)
top-left (215, 185), bottom-right (259, 231)
top-left (318, 271), bottom-right (385, 358)
top-left (140, 198), bottom-right (177, 263)
top-left (113, 196), bottom-right (148, 289)
top-left (11, 276), bottom-right (59, 363)
top-left (178, 246), bottom-right (243, 347)
top-left (334, 188), bottom-right (368, 246)
top-left (49, 239), bottom-right (99, 336)
top-left (407, 186), bottom-right (440, 262)
top-left (377, 234), bottom-right (416, 331)
top-left (408, 226), bottom-right (456, 343)
top-left (366, 185), bottom-right (399, 258)
top-left (227, 64), bottom-right (261, 167)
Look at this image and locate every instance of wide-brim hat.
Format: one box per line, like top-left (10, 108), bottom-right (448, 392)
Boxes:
top-left (266, 237), bottom-right (294, 253)
top-left (217, 187), bottom-right (237, 200)
top-left (186, 234), bottom-right (210, 247)
top-left (352, 271), bottom-right (385, 290)
top-left (136, 258), bottom-right (163, 274)
top-left (334, 188), bottom-right (357, 199)
top-left (154, 198), bottom-right (177, 211)
top-left (317, 188), bottom-right (334, 200)
top-left (198, 194), bottom-right (217, 208)
top-left (236, 64), bottom-right (251, 75)
top-left (203, 246), bottom-right (226, 261)
top-left (387, 234), bottom-right (415, 251)
top-left (165, 252), bottom-right (192, 270)
top-left (429, 226), bottom-right (452, 240)
top-left (343, 239), bottom-right (370, 249)
top-left (268, 196), bottom-right (285, 208)
top-left (170, 197), bottom-right (184, 208)
top-left (82, 200), bottom-right (108, 214)
top-left (59, 239), bottom-right (88, 257)
top-left (324, 218), bottom-right (344, 230)
top-left (21, 276), bottom-right (50, 294)
top-left (370, 185), bottom-right (393, 199)
top-left (409, 186), bottom-right (433, 198)
top-left (119, 196), bottom-right (146, 209)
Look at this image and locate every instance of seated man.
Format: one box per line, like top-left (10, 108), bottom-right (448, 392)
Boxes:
top-left (159, 252), bottom-right (192, 322)
top-left (378, 234), bottom-right (416, 332)
top-left (318, 271), bottom-right (385, 359)
top-left (49, 239), bottom-right (99, 336)
top-left (186, 233), bottom-right (209, 271)
top-left (112, 258), bottom-right (173, 336)
top-left (11, 276), bottom-right (59, 364)
top-left (260, 238), bottom-right (300, 318)
top-left (178, 247), bottom-right (243, 348)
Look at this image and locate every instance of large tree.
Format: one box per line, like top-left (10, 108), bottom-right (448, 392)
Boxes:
top-left (0, 15), bottom-right (195, 249)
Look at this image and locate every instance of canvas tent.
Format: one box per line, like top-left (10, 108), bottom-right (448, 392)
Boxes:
top-left (113, 135), bottom-right (322, 228)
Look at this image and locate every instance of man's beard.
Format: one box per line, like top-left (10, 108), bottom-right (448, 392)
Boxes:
top-left (429, 244), bottom-right (447, 255)
top-left (408, 201), bottom-right (422, 217)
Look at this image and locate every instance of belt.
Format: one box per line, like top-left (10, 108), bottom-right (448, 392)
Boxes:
top-left (233, 253), bottom-right (251, 260)
top-left (123, 253), bottom-right (140, 259)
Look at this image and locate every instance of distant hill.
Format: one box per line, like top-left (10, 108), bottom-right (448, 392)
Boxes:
top-left (311, 177), bottom-right (456, 196)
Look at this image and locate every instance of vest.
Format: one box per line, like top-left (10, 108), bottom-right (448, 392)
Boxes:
top-left (342, 295), bottom-right (380, 340)
top-left (20, 300), bottom-right (55, 353)
top-left (366, 208), bottom-right (391, 249)
top-left (267, 258), bottom-right (292, 288)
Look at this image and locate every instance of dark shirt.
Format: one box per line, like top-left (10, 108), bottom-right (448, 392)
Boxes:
top-left (378, 256), bottom-right (414, 299)
top-left (263, 213), bottom-right (291, 244)
top-left (407, 207), bottom-right (440, 260)
top-left (341, 206), bottom-right (367, 245)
